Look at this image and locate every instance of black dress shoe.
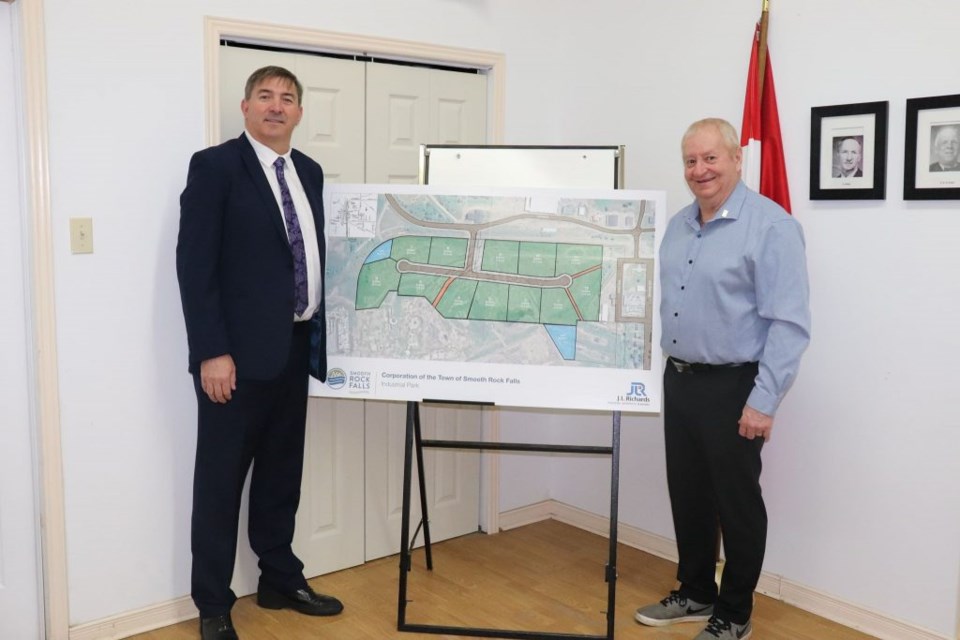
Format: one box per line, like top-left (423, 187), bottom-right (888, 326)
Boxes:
top-left (199, 614), bottom-right (239, 640)
top-left (256, 583), bottom-right (344, 616)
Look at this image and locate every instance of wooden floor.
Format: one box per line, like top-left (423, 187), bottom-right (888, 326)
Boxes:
top-left (130, 520), bottom-right (876, 640)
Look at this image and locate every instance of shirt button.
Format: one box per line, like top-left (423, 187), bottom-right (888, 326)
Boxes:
top-left (672, 339), bottom-right (677, 344)
top-left (681, 286), bottom-right (685, 290)
top-left (688, 259), bottom-right (693, 264)
top-left (674, 312), bottom-right (678, 317)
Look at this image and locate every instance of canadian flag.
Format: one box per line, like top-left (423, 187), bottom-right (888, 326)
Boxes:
top-left (740, 21), bottom-right (791, 213)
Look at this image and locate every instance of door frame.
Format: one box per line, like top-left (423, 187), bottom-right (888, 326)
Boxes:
top-left (17, 0), bottom-right (68, 636)
top-left (202, 17), bottom-right (506, 148)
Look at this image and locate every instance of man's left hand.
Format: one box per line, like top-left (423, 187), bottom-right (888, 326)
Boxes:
top-left (739, 405), bottom-right (774, 441)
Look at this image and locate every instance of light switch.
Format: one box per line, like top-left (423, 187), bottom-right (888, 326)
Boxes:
top-left (70, 218), bottom-right (94, 254)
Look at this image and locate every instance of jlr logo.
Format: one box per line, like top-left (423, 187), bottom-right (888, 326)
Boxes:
top-left (627, 382), bottom-right (647, 399)
top-left (617, 381), bottom-right (650, 405)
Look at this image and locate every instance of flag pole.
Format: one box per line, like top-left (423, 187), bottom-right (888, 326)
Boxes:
top-left (758, 0), bottom-right (770, 98)
top-left (741, 0), bottom-right (791, 212)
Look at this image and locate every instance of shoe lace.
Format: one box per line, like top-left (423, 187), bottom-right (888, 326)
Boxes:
top-left (660, 590), bottom-right (685, 606)
top-left (704, 615), bottom-right (732, 637)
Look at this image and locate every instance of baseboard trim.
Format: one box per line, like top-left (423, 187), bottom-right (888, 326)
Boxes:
top-left (499, 500), bottom-right (950, 640)
top-left (777, 579), bottom-right (949, 640)
top-left (69, 596), bottom-right (197, 640)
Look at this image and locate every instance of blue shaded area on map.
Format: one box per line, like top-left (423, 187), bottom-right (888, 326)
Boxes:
top-left (365, 241), bottom-right (393, 264)
top-left (544, 324), bottom-right (577, 360)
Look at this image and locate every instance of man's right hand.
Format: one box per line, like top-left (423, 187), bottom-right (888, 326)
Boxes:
top-left (200, 354), bottom-right (236, 403)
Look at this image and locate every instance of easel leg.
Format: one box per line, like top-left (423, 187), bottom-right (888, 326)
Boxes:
top-left (605, 410), bottom-right (622, 640)
top-left (396, 401), bottom-right (417, 628)
top-left (413, 402), bottom-right (434, 570)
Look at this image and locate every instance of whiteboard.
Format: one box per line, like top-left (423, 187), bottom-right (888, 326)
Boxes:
top-left (420, 144), bottom-right (624, 189)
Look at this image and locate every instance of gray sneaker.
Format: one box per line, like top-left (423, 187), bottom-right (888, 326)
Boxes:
top-left (634, 590), bottom-right (714, 626)
top-left (693, 615), bottom-right (752, 639)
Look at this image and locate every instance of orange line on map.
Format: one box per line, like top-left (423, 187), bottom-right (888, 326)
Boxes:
top-left (572, 264), bottom-right (602, 278)
top-left (565, 287), bottom-right (584, 321)
top-left (433, 277), bottom-right (456, 307)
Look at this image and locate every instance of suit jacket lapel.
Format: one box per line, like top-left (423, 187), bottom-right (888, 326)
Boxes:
top-left (238, 133), bottom-right (290, 245)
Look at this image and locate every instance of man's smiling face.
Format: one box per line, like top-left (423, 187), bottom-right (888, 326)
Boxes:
top-left (682, 125), bottom-right (742, 212)
top-left (241, 76), bottom-right (303, 154)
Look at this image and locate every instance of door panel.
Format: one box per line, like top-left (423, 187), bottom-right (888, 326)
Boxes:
top-left (430, 69), bottom-right (487, 145)
top-left (291, 55), bottom-right (365, 183)
top-left (294, 397), bottom-right (365, 577)
top-left (219, 46), bottom-right (365, 183)
top-left (366, 63), bottom-right (487, 183)
top-left (420, 404), bottom-right (483, 541)
top-left (363, 401), bottom-right (418, 559)
top-left (362, 64), bottom-right (488, 559)
top-left (365, 63), bottom-right (431, 184)
top-left (229, 397), bottom-right (365, 596)
top-left (363, 403), bottom-right (482, 561)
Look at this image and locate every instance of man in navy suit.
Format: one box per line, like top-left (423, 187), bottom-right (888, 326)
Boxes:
top-left (177, 66), bottom-right (341, 640)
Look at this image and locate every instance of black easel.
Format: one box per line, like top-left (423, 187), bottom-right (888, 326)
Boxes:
top-left (397, 400), bottom-right (622, 640)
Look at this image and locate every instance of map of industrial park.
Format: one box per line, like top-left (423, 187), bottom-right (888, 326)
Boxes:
top-left (326, 188), bottom-right (655, 367)
top-left (313, 184), bottom-right (664, 412)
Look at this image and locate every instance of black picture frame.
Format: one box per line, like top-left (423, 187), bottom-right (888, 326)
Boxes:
top-left (904, 94), bottom-right (960, 200)
top-left (810, 101), bottom-right (888, 200)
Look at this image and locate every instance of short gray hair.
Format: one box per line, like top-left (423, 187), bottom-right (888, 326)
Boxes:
top-left (681, 118), bottom-right (741, 156)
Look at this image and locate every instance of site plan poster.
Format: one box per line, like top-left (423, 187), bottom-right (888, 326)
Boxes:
top-left (308, 184), bottom-right (665, 414)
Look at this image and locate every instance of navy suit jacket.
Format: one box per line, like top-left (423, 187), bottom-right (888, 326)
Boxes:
top-left (177, 133), bottom-right (327, 381)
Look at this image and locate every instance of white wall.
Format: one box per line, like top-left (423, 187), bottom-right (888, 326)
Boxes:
top-left (495, 2), bottom-right (960, 638)
top-left (32, 0), bottom-right (960, 637)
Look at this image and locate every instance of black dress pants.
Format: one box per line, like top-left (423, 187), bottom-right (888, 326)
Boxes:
top-left (663, 361), bottom-right (766, 625)
top-left (190, 323), bottom-right (311, 617)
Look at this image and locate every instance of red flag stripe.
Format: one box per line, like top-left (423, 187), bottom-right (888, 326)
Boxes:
top-left (741, 22), bottom-right (792, 214)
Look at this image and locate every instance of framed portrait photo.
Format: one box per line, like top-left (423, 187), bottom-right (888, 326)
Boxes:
top-left (904, 93), bottom-right (960, 200)
top-left (810, 101), bottom-right (888, 200)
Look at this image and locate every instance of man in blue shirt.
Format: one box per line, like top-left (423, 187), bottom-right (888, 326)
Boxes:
top-left (634, 118), bottom-right (810, 640)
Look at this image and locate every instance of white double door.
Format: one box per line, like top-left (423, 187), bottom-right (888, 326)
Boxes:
top-left (219, 45), bottom-right (487, 592)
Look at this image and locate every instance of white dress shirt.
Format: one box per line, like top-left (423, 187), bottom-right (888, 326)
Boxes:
top-left (245, 131), bottom-right (323, 321)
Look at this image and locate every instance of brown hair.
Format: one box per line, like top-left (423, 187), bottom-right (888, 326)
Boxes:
top-left (244, 66), bottom-right (304, 105)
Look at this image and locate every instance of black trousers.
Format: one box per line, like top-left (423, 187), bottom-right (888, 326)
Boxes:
top-left (663, 361), bottom-right (766, 625)
top-left (191, 322), bottom-right (311, 617)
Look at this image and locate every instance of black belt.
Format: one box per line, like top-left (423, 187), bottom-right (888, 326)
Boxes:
top-left (668, 356), bottom-right (756, 373)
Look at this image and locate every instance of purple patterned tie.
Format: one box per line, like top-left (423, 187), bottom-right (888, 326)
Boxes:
top-left (273, 157), bottom-right (309, 316)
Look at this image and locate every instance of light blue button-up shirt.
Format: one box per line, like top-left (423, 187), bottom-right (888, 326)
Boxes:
top-left (659, 181), bottom-right (811, 415)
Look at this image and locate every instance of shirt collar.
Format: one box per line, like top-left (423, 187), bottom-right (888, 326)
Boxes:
top-left (244, 129), bottom-right (292, 167)
top-left (684, 180), bottom-right (748, 229)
